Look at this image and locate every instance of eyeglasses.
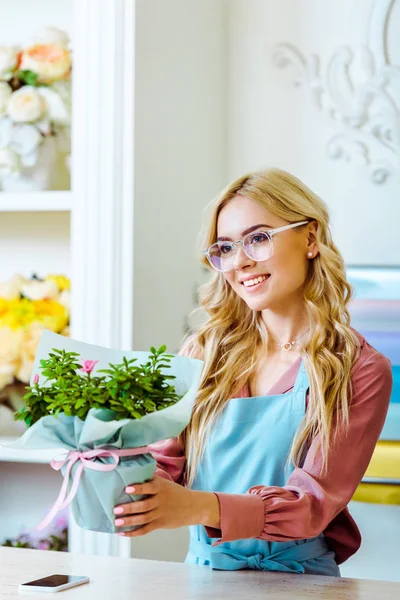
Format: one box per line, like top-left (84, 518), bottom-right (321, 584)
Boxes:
top-left (203, 221), bottom-right (309, 272)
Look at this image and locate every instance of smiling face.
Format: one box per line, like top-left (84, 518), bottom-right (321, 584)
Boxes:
top-left (216, 195), bottom-right (316, 313)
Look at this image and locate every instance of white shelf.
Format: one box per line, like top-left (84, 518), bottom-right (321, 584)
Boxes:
top-left (0, 437), bottom-right (60, 464)
top-left (0, 191), bottom-right (72, 212)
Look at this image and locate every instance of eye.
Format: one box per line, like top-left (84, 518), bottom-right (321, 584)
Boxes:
top-left (249, 232), bottom-right (269, 245)
top-left (219, 243), bottom-right (234, 255)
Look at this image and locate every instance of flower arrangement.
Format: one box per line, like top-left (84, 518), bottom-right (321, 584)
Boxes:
top-left (6, 330), bottom-right (203, 535)
top-left (0, 26), bottom-right (71, 187)
top-left (15, 345), bottom-right (180, 427)
top-left (0, 274), bottom-right (70, 431)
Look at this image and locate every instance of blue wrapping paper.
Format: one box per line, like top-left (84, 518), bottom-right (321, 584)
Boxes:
top-left (4, 331), bottom-right (203, 533)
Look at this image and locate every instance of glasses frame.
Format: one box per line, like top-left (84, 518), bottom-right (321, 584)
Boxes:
top-left (203, 220), bottom-right (310, 272)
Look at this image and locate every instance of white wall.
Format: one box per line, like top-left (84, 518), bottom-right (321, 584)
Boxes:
top-left (133, 0), bottom-right (228, 355)
top-left (341, 501), bottom-right (400, 582)
top-left (0, 462), bottom-right (62, 540)
top-left (0, 0), bottom-right (72, 45)
top-left (226, 0), bottom-right (400, 582)
top-left (226, 0), bottom-right (400, 266)
top-left (131, 0), bottom-right (228, 562)
top-left (0, 212), bottom-right (70, 282)
top-left (132, 0), bottom-right (400, 570)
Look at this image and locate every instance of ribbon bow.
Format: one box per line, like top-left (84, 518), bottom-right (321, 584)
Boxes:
top-left (211, 547), bottom-right (305, 574)
top-left (37, 446), bottom-right (149, 531)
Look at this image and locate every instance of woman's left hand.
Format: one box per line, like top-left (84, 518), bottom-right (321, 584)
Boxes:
top-left (113, 476), bottom-right (220, 537)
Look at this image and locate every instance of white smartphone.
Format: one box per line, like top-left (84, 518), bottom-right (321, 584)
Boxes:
top-left (18, 574), bottom-right (90, 593)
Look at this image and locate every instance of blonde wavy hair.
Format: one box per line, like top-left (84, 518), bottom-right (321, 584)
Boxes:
top-left (179, 168), bottom-right (361, 488)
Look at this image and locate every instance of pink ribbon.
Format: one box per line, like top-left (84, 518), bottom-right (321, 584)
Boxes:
top-left (37, 446), bottom-right (149, 531)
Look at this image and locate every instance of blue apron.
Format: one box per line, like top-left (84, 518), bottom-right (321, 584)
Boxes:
top-left (185, 360), bottom-right (340, 576)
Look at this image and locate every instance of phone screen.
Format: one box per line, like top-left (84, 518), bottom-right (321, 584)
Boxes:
top-left (22, 575), bottom-right (86, 588)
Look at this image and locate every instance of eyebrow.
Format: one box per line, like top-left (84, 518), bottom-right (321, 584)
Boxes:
top-left (217, 223), bottom-right (272, 241)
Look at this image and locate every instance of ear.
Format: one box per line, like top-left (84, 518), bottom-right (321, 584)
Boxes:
top-left (306, 221), bottom-right (318, 258)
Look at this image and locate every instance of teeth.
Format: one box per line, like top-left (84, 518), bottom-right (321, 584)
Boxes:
top-left (243, 275), bottom-right (268, 287)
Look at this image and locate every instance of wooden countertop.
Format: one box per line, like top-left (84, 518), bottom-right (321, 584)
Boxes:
top-left (1, 547), bottom-right (400, 599)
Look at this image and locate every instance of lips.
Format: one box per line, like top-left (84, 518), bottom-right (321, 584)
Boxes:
top-left (241, 274), bottom-right (270, 288)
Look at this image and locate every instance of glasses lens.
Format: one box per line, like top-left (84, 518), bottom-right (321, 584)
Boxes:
top-left (244, 230), bottom-right (272, 261)
top-left (207, 242), bottom-right (234, 272)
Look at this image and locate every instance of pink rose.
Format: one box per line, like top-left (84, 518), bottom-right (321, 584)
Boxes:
top-left (33, 373), bottom-right (39, 384)
top-left (81, 360), bottom-right (99, 374)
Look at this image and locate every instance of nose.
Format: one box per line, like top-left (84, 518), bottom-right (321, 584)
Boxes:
top-left (233, 245), bottom-right (255, 271)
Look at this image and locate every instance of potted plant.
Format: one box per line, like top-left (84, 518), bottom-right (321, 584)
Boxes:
top-left (5, 330), bottom-right (203, 535)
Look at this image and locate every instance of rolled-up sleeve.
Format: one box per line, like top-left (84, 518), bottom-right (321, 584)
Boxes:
top-left (148, 437), bottom-right (186, 484)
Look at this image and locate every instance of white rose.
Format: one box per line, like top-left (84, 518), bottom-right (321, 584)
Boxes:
top-left (0, 46), bottom-right (18, 80)
top-left (15, 360), bottom-right (33, 385)
top-left (38, 86), bottom-right (70, 126)
top-left (0, 116), bottom-right (12, 147)
top-left (0, 363), bottom-right (15, 390)
top-left (31, 27), bottom-right (70, 49)
top-left (7, 86), bottom-right (46, 123)
top-left (20, 279), bottom-right (58, 301)
top-left (0, 327), bottom-right (23, 362)
top-left (0, 82), bottom-right (11, 114)
top-left (0, 147), bottom-right (21, 176)
top-left (58, 289), bottom-right (71, 310)
top-left (0, 274), bottom-right (28, 300)
top-left (16, 323), bottom-right (44, 384)
top-left (9, 123), bottom-right (42, 156)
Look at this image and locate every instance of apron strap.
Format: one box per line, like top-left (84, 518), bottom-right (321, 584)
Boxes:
top-left (293, 360), bottom-right (309, 394)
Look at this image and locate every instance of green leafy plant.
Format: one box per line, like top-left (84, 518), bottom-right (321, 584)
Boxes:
top-left (17, 69), bottom-right (40, 87)
top-left (15, 345), bottom-right (181, 427)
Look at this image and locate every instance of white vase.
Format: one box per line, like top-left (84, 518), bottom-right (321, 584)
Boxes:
top-left (1, 136), bottom-right (59, 192)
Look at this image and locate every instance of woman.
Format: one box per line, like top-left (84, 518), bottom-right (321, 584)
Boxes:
top-left (113, 168), bottom-right (392, 576)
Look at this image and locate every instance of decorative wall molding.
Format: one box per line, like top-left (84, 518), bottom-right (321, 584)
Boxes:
top-left (271, 0), bottom-right (400, 184)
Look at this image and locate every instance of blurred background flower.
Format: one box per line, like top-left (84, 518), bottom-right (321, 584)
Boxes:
top-left (0, 26), bottom-right (71, 191)
top-left (1, 508), bottom-right (68, 552)
top-left (0, 273), bottom-right (70, 435)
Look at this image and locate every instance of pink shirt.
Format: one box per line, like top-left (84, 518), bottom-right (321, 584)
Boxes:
top-left (149, 332), bottom-right (393, 565)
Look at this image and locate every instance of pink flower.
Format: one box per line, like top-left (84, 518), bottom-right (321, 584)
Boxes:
top-left (33, 374), bottom-right (39, 384)
top-left (39, 541), bottom-right (49, 550)
top-left (81, 360), bottom-right (99, 374)
top-left (55, 516), bottom-right (68, 530)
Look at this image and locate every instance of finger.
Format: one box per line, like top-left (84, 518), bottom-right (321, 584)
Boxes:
top-left (118, 522), bottom-right (157, 537)
top-left (115, 509), bottom-right (158, 529)
top-left (114, 497), bottom-right (158, 516)
top-left (125, 480), bottom-right (158, 496)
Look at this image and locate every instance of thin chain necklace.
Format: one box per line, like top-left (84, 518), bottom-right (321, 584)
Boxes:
top-left (272, 328), bottom-right (310, 352)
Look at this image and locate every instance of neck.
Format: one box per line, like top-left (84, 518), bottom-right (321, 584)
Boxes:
top-left (261, 304), bottom-right (310, 352)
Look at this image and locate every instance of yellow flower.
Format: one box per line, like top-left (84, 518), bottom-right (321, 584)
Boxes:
top-left (0, 297), bottom-right (9, 317)
top-left (45, 274), bottom-right (70, 291)
top-left (33, 299), bottom-right (69, 332)
top-left (0, 298), bottom-right (36, 329)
